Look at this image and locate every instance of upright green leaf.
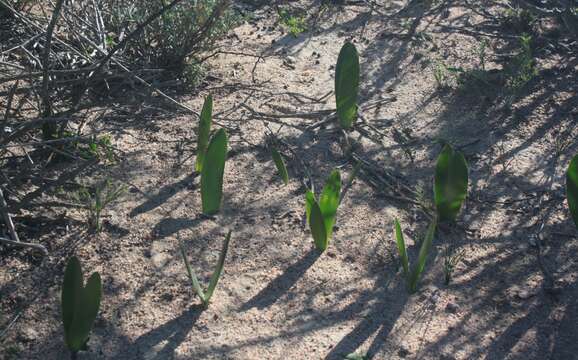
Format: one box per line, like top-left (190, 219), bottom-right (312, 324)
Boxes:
top-left (271, 147), bottom-right (289, 185)
top-left (335, 42), bottom-right (360, 129)
top-left (305, 190), bottom-right (316, 224)
top-left (408, 219), bottom-right (436, 293)
top-left (205, 230), bottom-right (232, 300)
top-left (61, 256), bottom-right (101, 353)
top-left (195, 95), bottom-right (213, 173)
top-left (67, 273), bottom-right (101, 351)
top-left (318, 169), bottom-right (341, 239)
top-left (62, 257), bottom-right (83, 336)
top-left (180, 243), bottom-right (207, 305)
top-left (310, 200), bottom-right (328, 251)
top-left (394, 219), bottom-right (409, 277)
top-left (434, 144), bottom-right (468, 222)
top-left (566, 154), bottom-right (578, 228)
top-left (201, 129), bottom-right (228, 215)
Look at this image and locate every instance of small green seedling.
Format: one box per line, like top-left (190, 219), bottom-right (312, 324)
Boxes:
top-left (271, 147), bottom-right (289, 185)
top-left (75, 179), bottom-right (125, 233)
top-left (434, 143), bottom-right (468, 222)
top-left (335, 42), bottom-right (360, 129)
top-left (180, 230), bottom-right (232, 307)
top-left (278, 9), bottom-right (307, 37)
top-left (200, 128), bottom-right (228, 215)
top-left (306, 169), bottom-right (341, 252)
top-left (566, 154), bottom-right (578, 229)
top-left (61, 256), bottom-right (102, 359)
top-left (195, 95), bottom-right (213, 173)
top-left (394, 219), bottom-right (437, 293)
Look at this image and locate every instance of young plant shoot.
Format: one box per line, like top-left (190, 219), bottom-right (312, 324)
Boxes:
top-left (335, 42), bottom-right (360, 129)
top-left (61, 256), bottom-right (102, 359)
top-left (566, 153), bottom-right (578, 229)
top-left (201, 128), bottom-right (228, 215)
top-left (195, 95), bottom-right (213, 173)
top-left (306, 169), bottom-right (341, 252)
top-left (434, 143), bottom-right (468, 222)
top-left (180, 230), bottom-right (232, 307)
top-left (271, 147), bottom-right (289, 185)
top-left (394, 219), bottom-right (437, 293)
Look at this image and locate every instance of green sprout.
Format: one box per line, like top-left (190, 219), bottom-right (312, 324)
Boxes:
top-left (180, 230), bottom-right (232, 308)
top-left (200, 128), bottom-right (228, 215)
top-left (61, 256), bottom-right (102, 359)
top-left (271, 147), bottom-right (289, 185)
top-left (195, 95), bottom-right (213, 173)
top-left (335, 42), bottom-right (360, 129)
top-left (306, 169), bottom-right (341, 252)
top-left (434, 143), bottom-right (468, 223)
top-left (394, 219), bottom-right (437, 293)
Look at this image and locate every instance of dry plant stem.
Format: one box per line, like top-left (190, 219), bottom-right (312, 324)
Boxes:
top-left (0, 237), bottom-right (48, 256)
top-left (0, 188), bottom-right (19, 242)
top-left (41, 0), bottom-right (66, 117)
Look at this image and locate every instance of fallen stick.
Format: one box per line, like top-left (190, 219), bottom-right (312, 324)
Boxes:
top-left (0, 236), bottom-right (48, 256)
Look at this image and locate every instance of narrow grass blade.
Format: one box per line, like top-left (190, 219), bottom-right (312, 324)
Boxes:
top-left (305, 190), bottom-right (316, 224)
top-left (566, 154), bottom-right (578, 228)
top-left (201, 128), bottom-right (228, 215)
top-left (271, 147), bottom-right (289, 185)
top-left (394, 219), bottom-right (409, 277)
top-left (434, 144), bottom-right (468, 222)
top-left (335, 42), bottom-right (360, 129)
top-left (195, 95), bottom-right (213, 173)
top-left (205, 230), bottom-right (232, 301)
top-left (179, 244), bottom-right (206, 304)
top-left (310, 200), bottom-right (328, 252)
top-left (62, 257), bottom-right (82, 337)
top-left (408, 219), bottom-right (437, 293)
top-left (319, 169), bottom-right (341, 240)
top-left (339, 161), bottom-right (361, 203)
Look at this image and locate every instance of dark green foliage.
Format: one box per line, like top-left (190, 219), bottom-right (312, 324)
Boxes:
top-left (61, 256), bottom-right (102, 355)
top-left (306, 169), bottom-right (341, 252)
top-left (434, 144), bottom-right (468, 222)
top-left (201, 128), bottom-right (228, 215)
top-left (271, 147), bottom-right (289, 185)
top-left (309, 200), bottom-right (328, 251)
top-left (196, 95), bottom-right (213, 173)
top-left (335, 42), bottom-right (360, 129)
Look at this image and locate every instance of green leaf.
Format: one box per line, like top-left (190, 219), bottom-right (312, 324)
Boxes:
top-left (434, 144), bottom-right (468, 222)
top-left (195, 95), bottom-right (213, 173)
top-left (310, 200), bottom-right (328, 252)
top-left (408, 219), bottom-right (436, 293)
top-left (62, 257), bottom-right (101, 352)
top-left (394, 219), bottom-right (409, 277)
top-left (318, 169), bottom-right (341, 240)
top-left (180, 244), bottom-right (207, 304)
top-left (201, 128), bottom-right (228, 215)
top-left (62, 257), bottom-right (83, 336)
top-left (305, 190), bottom-right (316, 224)
top-left (566, 154), bottom-right (578, 229)
top-left (271, 147), bottom-right (289, 185)
top-left (68, 273), bottom-right (101, 351)
top-left (335, 42), bottom-right (360, 129)
top-left (205, 230), bottom-right (232, 301)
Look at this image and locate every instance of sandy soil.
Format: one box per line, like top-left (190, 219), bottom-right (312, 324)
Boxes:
top-left (1, 1), bottom-right (577, 359)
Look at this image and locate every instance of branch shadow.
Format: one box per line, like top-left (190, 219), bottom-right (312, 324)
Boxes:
top-left (240, 249), bottom-right (321, 310)
top-left (129, 173), bottom-right (197, 218)
top-left (128, 305), bottom-right (204, 359)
